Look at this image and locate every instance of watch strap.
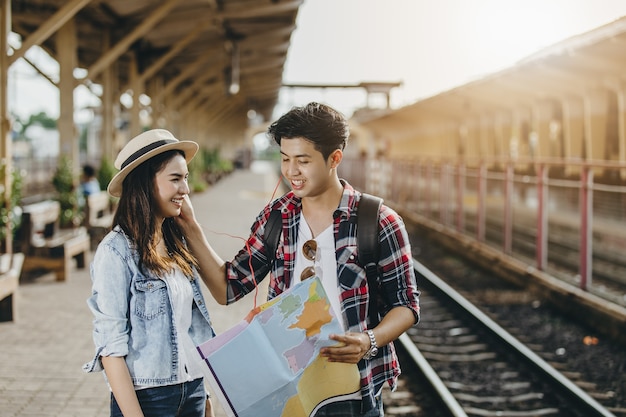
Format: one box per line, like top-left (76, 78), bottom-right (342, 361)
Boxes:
top-left (363, 329), bottom-right (378, 360)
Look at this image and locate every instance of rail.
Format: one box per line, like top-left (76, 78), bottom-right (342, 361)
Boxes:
top-left (341, 156), bottom-right (626, 294)
top-left (399, 259), bottom-right (617, 417)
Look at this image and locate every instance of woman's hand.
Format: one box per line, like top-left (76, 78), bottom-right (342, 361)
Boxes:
top-left (178, 195), bottom-right (196, 222)
top-left (175, 195), bottom-right (201, 236)
top-left (205, 397), bottom-right (216, 417)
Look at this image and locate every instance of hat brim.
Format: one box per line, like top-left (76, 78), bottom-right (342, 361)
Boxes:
top-left (107, 141), bottom-right (199, 197)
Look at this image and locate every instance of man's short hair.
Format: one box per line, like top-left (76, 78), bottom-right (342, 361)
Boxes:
top-left (267, 102), bottom-right (349, 160)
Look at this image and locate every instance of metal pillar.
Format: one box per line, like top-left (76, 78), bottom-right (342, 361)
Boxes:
top-left (503, 163), bottom-right (514, 254)
top-left (456, 163), bottom-right (465, 232)
top-left (579, 167), bottom-right (593, 290)
top-left (477, 163), bottom-right (486, 242)
top-left (535, 164), bottom-right (548, 271)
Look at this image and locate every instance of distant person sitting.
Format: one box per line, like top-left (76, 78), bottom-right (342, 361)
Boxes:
top-left (81, 164), bottom-right (101, 196)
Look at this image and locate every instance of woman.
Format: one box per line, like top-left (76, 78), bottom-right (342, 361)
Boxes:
top-left (83, 129), bottom-right (216, 417)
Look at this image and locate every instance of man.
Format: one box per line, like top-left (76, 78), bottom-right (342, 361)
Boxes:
top-left (178, 102), bottom-right (420, 417)
top-left (80, 164), bottom-right (102, 197)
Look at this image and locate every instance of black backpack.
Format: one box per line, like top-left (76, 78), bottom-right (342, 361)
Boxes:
top-left (264, 193), bottom-right (383, 326)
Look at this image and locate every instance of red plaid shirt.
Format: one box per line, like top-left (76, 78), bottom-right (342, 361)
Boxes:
top-left (224, 180), bottom-right (420, 411)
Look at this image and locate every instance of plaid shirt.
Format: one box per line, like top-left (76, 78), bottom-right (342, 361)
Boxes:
top-left (224, 180), bottom-right (420, 411)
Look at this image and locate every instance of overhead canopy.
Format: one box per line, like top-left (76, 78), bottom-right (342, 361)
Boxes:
top-left (8, 0), bottom-right (303, 141)
top-left (354, 15), bottom-right (626, 156)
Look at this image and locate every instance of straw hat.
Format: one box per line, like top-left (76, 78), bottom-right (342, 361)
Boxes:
top-left (107, 129), bottom-right (199, 197)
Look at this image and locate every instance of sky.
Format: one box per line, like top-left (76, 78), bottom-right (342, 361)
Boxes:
top-left (277, 0), bottom-right (626, 116)
top-left (8, 0), bottom-right (626, 121)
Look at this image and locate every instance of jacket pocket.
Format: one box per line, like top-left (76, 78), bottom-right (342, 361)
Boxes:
top-left (134, 278), bottom-right (167, 319)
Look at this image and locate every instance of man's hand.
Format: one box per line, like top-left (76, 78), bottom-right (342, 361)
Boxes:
top-left (319, 332), bottom-right (371, 364)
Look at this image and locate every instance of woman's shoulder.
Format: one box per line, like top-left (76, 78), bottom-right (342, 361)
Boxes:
top-left (96, 226), bottom-right (135, 256)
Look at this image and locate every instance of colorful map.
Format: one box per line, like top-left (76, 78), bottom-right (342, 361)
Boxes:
top-left (197, 277), bottom-right (360, 417)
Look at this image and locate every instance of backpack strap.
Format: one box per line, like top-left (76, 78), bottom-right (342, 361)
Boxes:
top-left (357, 193), bottom-right (383, 327)
top-left (264, 209), bottom-right (282, 263)
top-left (264, 195), bottom-right (383, 327)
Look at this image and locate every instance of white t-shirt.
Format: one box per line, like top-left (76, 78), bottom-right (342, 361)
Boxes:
top-left (164, 268), bottom-right (205, 383)
top-left (292, 215), bottom-right (362, 403)
top-left (292, 215), bottom-right (346, 331)
top-left (134, 267), bottom-right (204, 390)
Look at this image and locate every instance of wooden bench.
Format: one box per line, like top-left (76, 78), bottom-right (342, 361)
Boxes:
top-left (84, 192), bottom-right (114, 249)
top-left (19, 200), bottom-right (90, 282)
top-left (0, 253), bottom-right (24, 322)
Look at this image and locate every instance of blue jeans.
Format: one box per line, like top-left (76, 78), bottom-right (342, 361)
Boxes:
top-left (110, 378), bottom-right (206, 417)
top-left (313, 396), bottom-right (384, 417)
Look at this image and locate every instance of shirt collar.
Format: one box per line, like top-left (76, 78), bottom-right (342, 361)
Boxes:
top-left (335, 179), bottom-right (357, 220)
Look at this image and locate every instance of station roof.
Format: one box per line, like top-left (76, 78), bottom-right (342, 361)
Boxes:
top-left (355, 15), bottom-right (626, 137)
top-left (9, 0), bottom-right (302, 139)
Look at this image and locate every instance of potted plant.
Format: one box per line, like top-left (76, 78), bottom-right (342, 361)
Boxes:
top-left (52, 156), bottom-right (81, 228)
top-left (0, 163), bottom-right (23, 252)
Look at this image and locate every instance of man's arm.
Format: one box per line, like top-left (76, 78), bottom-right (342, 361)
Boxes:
top-left (320, 306), bottom-right (415, 363)
top-left (176, 195), bottom-right (228, 304)
top-left (322, 205), bottom-right (420, 363)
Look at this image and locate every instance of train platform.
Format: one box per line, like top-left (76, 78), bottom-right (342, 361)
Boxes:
top-left (0, 160), bottom-right (282, 417)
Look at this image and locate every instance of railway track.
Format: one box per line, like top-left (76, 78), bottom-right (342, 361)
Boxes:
top-left (378, 249), bottom-right (625, 416)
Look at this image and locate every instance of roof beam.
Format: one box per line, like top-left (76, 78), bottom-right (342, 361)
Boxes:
top-left (9, 0), bottom-right (91, 66)
top-left (239, 26), bottom-right (296, 48)
top-left (127, 19), bottom-right (214, 91)
top-left (153, 52), bottom-right (219, 103)
top-left (220, 0), bottom-right (303, 19)
top-left (549, 53), bottom-right (626, 79)
top-left (79, 0), bottom-right (184, 83)
top-left (169, 67), bottom-right (220, 109)
top-left (18, 54), bottom-right (58, 86)
top-left (179, 83), bottom-right (224, 115)
top-left (204, 96), bottom-right (244, 127)
top-left (240, 56), bottom-right (285, 75)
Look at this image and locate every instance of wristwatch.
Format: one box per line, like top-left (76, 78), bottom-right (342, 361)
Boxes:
top-left (363, 329), bottom-right (378, 360)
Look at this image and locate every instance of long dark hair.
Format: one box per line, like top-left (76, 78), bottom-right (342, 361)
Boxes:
top-left (113, 150), bottom-right (197, 276)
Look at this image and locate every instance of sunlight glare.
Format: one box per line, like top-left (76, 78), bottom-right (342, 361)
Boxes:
top-left (458, 2), bottom-right (575, 68)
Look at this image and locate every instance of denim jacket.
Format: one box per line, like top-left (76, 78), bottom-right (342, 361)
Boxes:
top-left (82, 226), bottom-right (215, 386)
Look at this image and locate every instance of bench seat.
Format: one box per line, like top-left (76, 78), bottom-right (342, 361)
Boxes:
top-left (0, 253), bottom-right (25, 321)
top-left (84, 193), bottom-right (114, 249)
top-left (19, 200), bottom-right (90, 282)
